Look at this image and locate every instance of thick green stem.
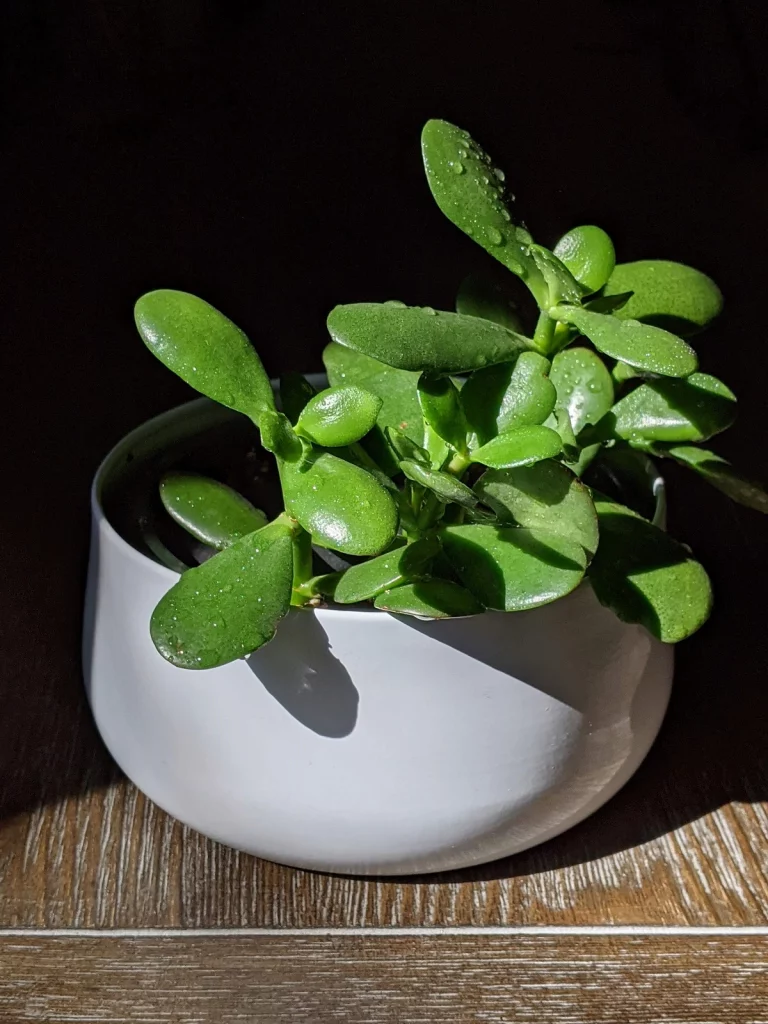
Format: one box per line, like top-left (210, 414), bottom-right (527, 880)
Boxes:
top-left (446, 452), bottom-right (471, 478)
top-left (532, 311), bottom-right (556, 355)
top-left (289, 526), bottom-right (313, 606)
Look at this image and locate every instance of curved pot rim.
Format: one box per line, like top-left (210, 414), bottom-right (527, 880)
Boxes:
top-left (91, 386), bottom-right (667, 621)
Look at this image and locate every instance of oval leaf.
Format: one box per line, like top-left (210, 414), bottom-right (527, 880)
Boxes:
top-left (550, 306), bottom-right (698, 377)
top-left (553, 225), bottom-right (616, 295)
top-left (327, 303), bottom-right (531, 374)
top-left (470, 425), bottom-right (562, 469)
top-left (461, 352), bottom-right (557, 445)
top-left (587, 497), bottom-right (712, 642)
top-left (401, 459), bottom-right (477, 508)
top-left (150, 521), bottom-right (294, 669)
top-left (280, 451), bottom-right (398, 556)
top-left (442, 524), bottom-right (587, 611)
top-left (279, 373), bottom-right (317, 425)
top-left (160, 472), bottom-right (268, 550)
top-left (374, 579), bottom-right (484, 618)
top-left (296, 385), bottom-right (382, 447)
top-left (604, 260), bottom-right (723, 335)
top-left (455, 272), bottom-right (524, 331)
top-left (609, 373), bottom-right (737, 443)
top-left (418, 374), bottom-right (469, 452)
top-left (549, 347), bottom-right (614, 435)
top-left (659, 446), bottom-right (768, 513)
top-left (134, 290), bottom-right (275, 421)
top-left (421, 119), bottom-right (548, 305)
top-left (334, 537), bottom-right (440, 604)
top-left (475, 461), bottom-right (599, 556)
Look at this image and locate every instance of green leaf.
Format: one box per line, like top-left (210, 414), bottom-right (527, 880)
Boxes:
top-left (469, 425), bottom-right (562, 469)
top-left (134, 290), bottom-right (275, 422)
top-left (159, 472), bottom-right (268, 550)
top-left (656, 446), bottom-right (768, 513)
top-left (549, 347), bottom-right (614, 435)
top-left (549, 306), bottom-right (698, 377)
top-left (588, 497), bottom-right (712, 642)
top-left (585, 291), bottom-right (634, 315)
top-left (553, 225), bottom-right (616, 295)
top-left (417, 374), bottom-right (469, 453)
top-left (400, 460), bottom-right (478, 508)
top-left (150, 520), bottom-right (295, 669)
top-left (552, 407), bottom-right (579, 463)
top-left (279, 373), bottom-right (316, 425)
top-left (461, 352), bottom-right (556, 445)
top-left (259, 410), bottom-right (303, 462)
top-left (334, 537), bottom-right (440, 604)
top-left (607, 373), bottom-right (737, 443)
top-left (528, 245), bottom-right (585, 305)
top-left (327, 303), bottom-right (531, 374)
top-left (423, 422), bottom-right (451, 470)
top-left (612, 360), bottom-right (640, 386)
top-left (441, 524), bottom-right (587, 611)
top-left (475, 461), bottom-right (599, 556)
top-left (604, 260), bottom-right (723, 335)
top-left (280, 451), bottom-right (398, 555)
top-left (374, 579), bottom-right (484, 618)
top-left (421, 119), bottom-right (549, 306)
top-left (296, 385), bottom-right (382, 447)
top-left (385, 426), bottom-right (430, 466)
top-left (455, 272), bottom-right (524, 331)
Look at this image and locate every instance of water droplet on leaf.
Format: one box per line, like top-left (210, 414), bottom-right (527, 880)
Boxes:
top-left (486, 226), bottom-right (503, 245)
top-left (451, 161), bottom-right (465, 175)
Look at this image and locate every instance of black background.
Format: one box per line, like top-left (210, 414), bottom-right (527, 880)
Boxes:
top-left (2, 0), bottom-right (767, 868)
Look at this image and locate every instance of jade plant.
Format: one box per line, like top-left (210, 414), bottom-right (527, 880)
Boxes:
top-left (134, 118), bottom-right (767, 670)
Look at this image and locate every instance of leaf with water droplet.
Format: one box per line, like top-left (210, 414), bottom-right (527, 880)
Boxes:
top-left (603, 372), bottom-right (736, 443)
top-left (400, 460), bottom-right (477, 509)
top-left (327, 302), bottom-right (531, 373)
top-left (469, 425), bottom-right (562, 470)
top-left (134, 290), bottom-right (275, 423)
top-left (160, 472), bottom-right (268, 550)
top-left (603, 260), bottom-right (723, 336)
top-left (553, 225), bottom-right (616, 295)
top-left (550, 306), bottom-right (698, 377)
top-left (529, 245), bottom-right (584, 305)
top-left (296, 384), bottom-right (382, 447)
top-left (417, 373), bottom-right (469, 453)
top-left (150, 520), bottom-right (295, 669)
top-left (461, 352), bottom-right (556, 445)
top-left (334, 536), bottom-right (440, 604)
top-left (374, 579), bottom-right (484, 618)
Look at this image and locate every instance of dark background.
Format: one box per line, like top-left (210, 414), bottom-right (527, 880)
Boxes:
top-left (1, 0), bottom-right (767, 868)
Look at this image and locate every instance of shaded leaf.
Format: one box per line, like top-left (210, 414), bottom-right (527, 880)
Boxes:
top-left (280, 451), bottom-right (398, 555)
top-left (442, 524), bottom-right (587, 611)
top-left (327, 302), bottom-right (530, 373)
top-left (279, 373), bottom-right (317, 425)
top-left (604, 260), bottom-right (723, 335)
top-left (588, 497), bottom-right (712, 642)
top-left (374, 579), bottom-right (484, 618)
top-left (475, 461), bottom-right (599, 556)
top-left (400, 460), bottom-right (478, 508)
top-left (609, 373), bottom-right (737, 443)
top-left (334, 537), bottom-right (440, 604)
top-left (550, 306), bottom-right (698, 377)
top-left (418, 373), bottom-right (469, 452)
top-left (385, 426), bottom-right (430, 465)
top-left (470, 425), bottom-right (562, 469)
top-left (135, 290), bottom-right (275, 422)
top-left (296, 385), bottom-right (382, 447)
top-left (586, 291), bottom-right (634, 315)
top-left (553, 225), bottom-right (616, 295)
top-left (150, 520), bottom-right (295, 669)
top-left (657, 445), bottom-right (768, 513)
top-left (159, 472), bottom-right (268, 550)
top-left (461, 352), bottom-right (556, 445)
top-left (455, 272), bottom-right (524, 331)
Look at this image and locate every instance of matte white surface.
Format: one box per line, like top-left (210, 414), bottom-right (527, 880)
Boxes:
top-left (83, 402), bottom-right (673, 875)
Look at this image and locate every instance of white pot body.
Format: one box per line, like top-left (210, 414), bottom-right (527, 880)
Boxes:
top-left (84, 400), bottom-right (673, 875)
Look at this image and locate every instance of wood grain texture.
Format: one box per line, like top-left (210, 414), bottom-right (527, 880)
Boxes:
top-left (1, 934), bottom-right (767, 1023)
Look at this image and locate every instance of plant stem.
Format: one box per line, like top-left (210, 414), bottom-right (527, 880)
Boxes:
top-left (532, 310), bottom-right (556, 355)
top-left (290, 526), bottom-right (313, 606)
top-left (446, 452), bottom-right (471, 478)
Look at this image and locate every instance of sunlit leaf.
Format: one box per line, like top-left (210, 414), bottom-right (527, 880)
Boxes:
top-left (374, 579), bottom-right (484, 618)
top-left (461, 352), bottom-right (556, 445)
top-left (334, 536), bottom-right (440, 604)
top-left (400, 460), bottom-right (477, 508)
top-left (608, 373), bottom-right (737, 443)
top-left (603, 260), bottom-right (723, 335)
top-left (296, 385), bottom-right (382, 447)
top-left (469, 425), bottom-right (562, 469)
top-left (418, 373), bottom-right (469, 452)
top-left (160, 472), bottom-right (268, 550)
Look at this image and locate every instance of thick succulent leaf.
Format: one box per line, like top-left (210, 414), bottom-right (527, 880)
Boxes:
top-left (134, 290), bottom-right (275, 422)
top-left (327, 303), bottom-right (531, 374)
top-left (608, 373), bottom-right (737, 443)
top-left (374, 579), bottom-right (484, 618)
top-left (461, 352), bottom-right (556, 445)
top-left (455, 272), bottom-right (524, 331)
top-left (423, 423), bottom-right (451, 470)
top-left (280, 451), bottom-right (398, 555)
top-left (658, 446), bottom-right (768, 513)
top-left (334, 536), bottom-right (440, 604)
top-left (385, 426), bottom-right (430, 466)
top-left (603, 260), bottom-right (723, 335)
top-left (401, 459), bottom-right (478, 508)
top-left (550, 306), bottom-right (698, 377)
top-left (442, 524), bottom-right (587, 611)
top-left (150, 521), bottom-right (294, 669)
top-left (549, 347), bottom-right (614, 435)
top-left (159, 472), bottom-right (268, 550)
top-left (296, 385), bottom-right (382, 447)
top-left (258, 410), bottom-right (303, 462)
top-left (553, 225), bottom-right (616, 295)
top-left (421, 119), bottom-right (549, 305)
top-left (612, 360), bottom-right (641, 386)
top-left (528, 245), bottom-right (585, 305)
top-left (586, 291), bottom-right (634, 315)
top-left (279, 373), bottom-right (317, 425)
top-left (470, 425), bottom-right (562, 469)
top-left (417, 374), bottom-right (469, 452)
top-left (588, 497), bottom-right (712, 642)
top-left (475, 461), bottom-right (599, 556)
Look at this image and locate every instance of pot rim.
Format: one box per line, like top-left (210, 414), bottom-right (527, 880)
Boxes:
top-left (91, 383), bottom-right (667, 620)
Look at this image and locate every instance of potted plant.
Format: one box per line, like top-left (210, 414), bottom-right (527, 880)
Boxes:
top-left (84, 120), bottom-right (766, 875)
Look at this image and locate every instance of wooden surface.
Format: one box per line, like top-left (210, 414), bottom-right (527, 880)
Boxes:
top-left (1, 934), bottom-right (766, 1023)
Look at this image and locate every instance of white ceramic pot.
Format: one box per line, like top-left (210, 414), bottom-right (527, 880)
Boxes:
top-left (84, 398), bottom-right (673, 876)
